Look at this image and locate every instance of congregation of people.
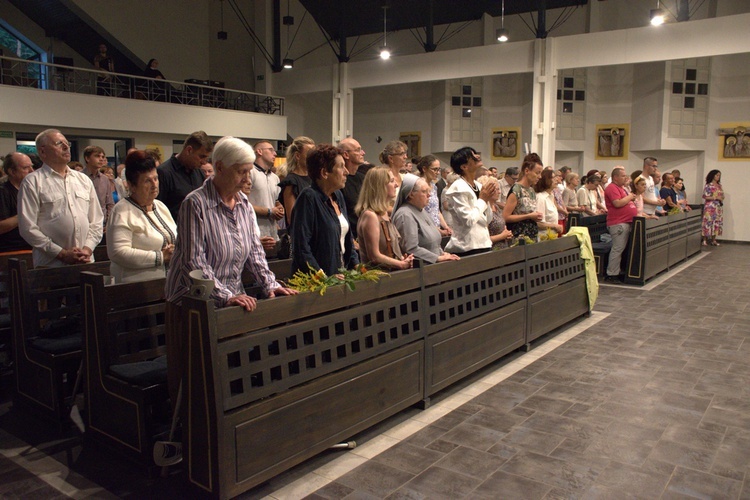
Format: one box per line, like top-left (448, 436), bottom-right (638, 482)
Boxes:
top-left (0, 130), bottom-right (725, 302)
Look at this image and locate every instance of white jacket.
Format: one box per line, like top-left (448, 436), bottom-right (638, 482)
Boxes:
top-left (443, 177), bottom-right (492, 253)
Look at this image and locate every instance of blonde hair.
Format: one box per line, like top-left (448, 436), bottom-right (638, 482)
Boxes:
top-left (378, 140), bottom-right (407, 165)
top-left (356, 167), bottom-right (393, 216)
top-left (285, 136), bottom-right (315, 174)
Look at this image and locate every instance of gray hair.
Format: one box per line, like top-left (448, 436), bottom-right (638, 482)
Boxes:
top-left (212, 136), bottom-right (255, 168)
top-left (35, 128), bottom-right (62, 148)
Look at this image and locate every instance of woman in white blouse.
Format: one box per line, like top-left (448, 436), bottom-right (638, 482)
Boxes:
top-left (534, 169), bottom-right (564, 236)
top-left (107, 150), bottom-right (177, 283)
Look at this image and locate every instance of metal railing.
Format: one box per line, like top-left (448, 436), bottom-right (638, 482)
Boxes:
top-left (0, 55), bottom-right (284, 115)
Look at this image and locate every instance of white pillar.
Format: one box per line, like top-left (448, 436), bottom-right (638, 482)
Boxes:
top-left (332, 62), bottom-right (353, 142)
top-left (530, 37), bottom-right (557, 167)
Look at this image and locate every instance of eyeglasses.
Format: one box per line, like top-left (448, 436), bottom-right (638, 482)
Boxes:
top-left (51, 140), bottom-right (71, 149)
top-left (429, 167), bottom-right (441, 173)
top-left (390, 151), bottom-right (407, 157)
top-left (257, 147), bottom-right (276, 153)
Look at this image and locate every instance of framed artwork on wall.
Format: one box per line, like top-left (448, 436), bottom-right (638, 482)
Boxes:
top-left (594, 124), bottom-right (629, 160)
top-left (717, 123), bottom-right (750, 161)
top-left (490, 128), bottom-right (520, 160)
top-left (399, 131), bottom-right (421, 158)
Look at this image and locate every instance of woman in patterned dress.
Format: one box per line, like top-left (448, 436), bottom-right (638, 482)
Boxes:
top-left (701, 169), bottom-right (724, 246)
top-left (502, 159), bottom-right (543, 241)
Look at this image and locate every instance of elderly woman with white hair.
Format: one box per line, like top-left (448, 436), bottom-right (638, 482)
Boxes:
top-left (165, 136), bottom-right (297, 311)
top-left (392, 174), bottom-right (460, 264)
top-left (164, 136), bottom-right (298, 406)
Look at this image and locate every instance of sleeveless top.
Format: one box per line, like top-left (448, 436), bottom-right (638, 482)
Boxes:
top-left (357, 212), bottom-right (404, 270)
top-left (506, 183), bottom-right (538, 239)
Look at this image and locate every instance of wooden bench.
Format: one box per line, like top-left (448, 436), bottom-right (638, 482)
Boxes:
top-left (624, 210), bottom-right (703, 285)
top-left (80, 272), bottom-right (169, 466)
top-left (8, 258), bottom-right (110, 425)
top-left (241, 258), bottom-right (292, 297)
top-left (567, 213), bottom-right (610, 277)
top-left (0, 251), bottom-right (33, 373)
top-left (177, 237), bottom-right (591, 498)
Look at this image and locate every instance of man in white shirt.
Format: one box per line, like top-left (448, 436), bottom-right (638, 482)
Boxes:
top-left (498, 167), bottom-right (519, 209)
top-left (249, 140), bottom-right (283, 241)
top-left (641, 157), bottom-right (665, 216)
top-left (18, 129), bottom-right (103, 267)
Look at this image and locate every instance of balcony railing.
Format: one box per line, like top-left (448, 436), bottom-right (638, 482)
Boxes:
top-left (0, 55), bottom-right (284, 115)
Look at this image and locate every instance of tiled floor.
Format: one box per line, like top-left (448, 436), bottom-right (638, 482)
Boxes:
top-left (1, 245), bottom-right (749, 499)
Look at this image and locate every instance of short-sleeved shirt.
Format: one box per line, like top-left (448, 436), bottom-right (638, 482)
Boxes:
top-left (642, 175), bottom-right (657, 215)
top-left (248, 164), bottom-right (281, 239)
top-left (18, 165), bottom-right (103, 267)
top-left (0, 181), bottom-right (31, 252)
top-left (604, 183), bottom-right (637, 226)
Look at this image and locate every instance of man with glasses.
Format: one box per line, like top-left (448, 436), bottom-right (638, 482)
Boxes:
top-left (18, 129), bottom-right (103, 267)
top-left (249, 140), bottom-right (283, 244)
top-left (498, 167), bottom-right (519, 209)
top-left (339, 137), bottom-right (367, 239)
top-left (157, 131), bottom-right (213, 222)
top-left (641, 157), bottom-right (665, 216)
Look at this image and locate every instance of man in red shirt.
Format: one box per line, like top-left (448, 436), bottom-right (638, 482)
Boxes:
top-left (604, 166), bottom-right (637, 283)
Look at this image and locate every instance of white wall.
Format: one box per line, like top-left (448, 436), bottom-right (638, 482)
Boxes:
top-left (0, 85), bottom-right (287, 142)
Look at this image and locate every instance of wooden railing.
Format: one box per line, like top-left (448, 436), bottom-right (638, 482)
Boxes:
top-left (179, 237), bottom-right (590, 498)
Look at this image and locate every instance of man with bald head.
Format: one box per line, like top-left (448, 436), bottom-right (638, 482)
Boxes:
top-left (18, 129), bottom-right (103, 267)
top-left (249, 140), bottom-right (283, 242)
top-left (339, 137), bottom-right (367, 238)
top-left (0, 152), bottom-right (34, 252)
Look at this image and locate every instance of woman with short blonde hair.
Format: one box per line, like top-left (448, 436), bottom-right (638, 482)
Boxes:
top-left (379, 140), bottom-right (408, 188)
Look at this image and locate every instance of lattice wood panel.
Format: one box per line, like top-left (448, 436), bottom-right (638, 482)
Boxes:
top-left (526, 247), bottom-right (585, 295)
top-left (424, 262), bottom-right (526, 334)
top-left (219, 291), bottom-right (422, 410)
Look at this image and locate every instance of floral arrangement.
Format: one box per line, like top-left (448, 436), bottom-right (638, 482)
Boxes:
top-left (287, 264), bottom-right (389, 295)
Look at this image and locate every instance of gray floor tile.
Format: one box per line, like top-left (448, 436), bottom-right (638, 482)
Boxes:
top-left (471, 470), bottom-right (552, 499)
top-left (388, 466), bottom-right (480, 499)
top-left (663, 466), bottom-right (743, 499)
top-left (500, 450), bottom-right (603, 494)
top-left (371, 442), bottom-right (445, 476)
top-left (336, 461), bottom-right (415, 497)
top-left (434, 445), bottom-right (507, 479)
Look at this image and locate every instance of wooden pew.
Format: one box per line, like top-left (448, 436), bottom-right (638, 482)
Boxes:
top-left (624, 210), bottom-right (703, 285)
top-left (241, 258), bottom-right (292, 297)
top-left (421, 247), bottom-right (528, 397)
top-left (180, 268), bottom-right (424, 499)
top-left (685, 209), bottom-right (703, 257)
top-left (524, 236), bottom-right (589, 343)
top-left (81, 272), bottom-right (169, 466)
top-left (8, 258), bottom-right (110, 425)
top-left (566, 213), bottom-right (610, 277)
top-left (0, 251), bottom-right (33, 372)
top-left (177, 237), bottom-right (592, 498)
